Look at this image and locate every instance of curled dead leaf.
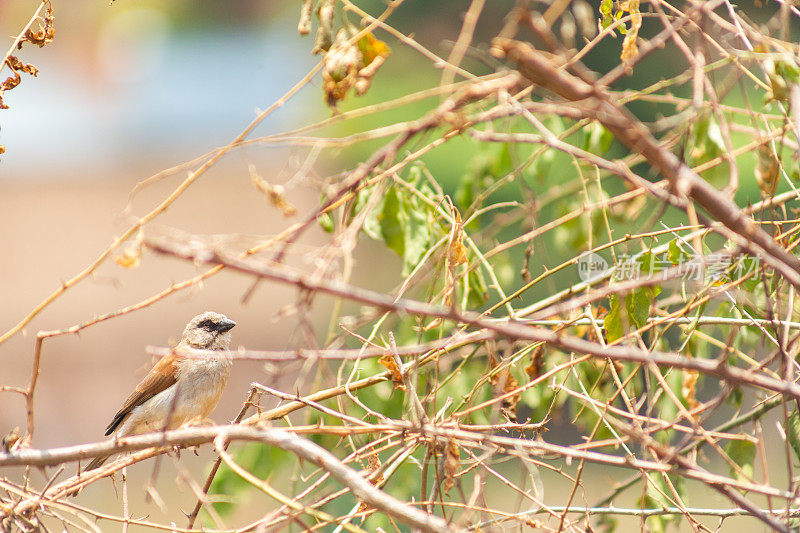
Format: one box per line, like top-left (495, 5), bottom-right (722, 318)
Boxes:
top-left (357, 453), bottom-right (384, 515)
top-left (322, 27), bottom-right (390, 108)
top-left (378, 353), bottom-right (406, 391)
top-left (490, 362), bottom-right (521, 421)
top-left (2, 72), bottom-right (21, 91)
top-left (298, 0), bottom-right (313, 36)
top-left (755, 142), bottom-right (779, 199)
top-left (313, 0), bottom-right (335, 54)
top-left (441, 440), bottom-right (460, 494)
top-left (525, 344), bottom-right (545, 381)
top-left (619, 0), bottom-right (641, 65)
top-left (21, 4), bottom-right (55, 49)
top-left (448, 211), bottom-right (468, 265)
top-left (115, 247), bottom-right (141, 269)
top-left (252, 174), bottom-right (297, 216)
top-left (115, 230), bottom-right (144, 268)
top-left (322, 28), bottom-right (361, 107)
top-left (2, 427), bottom-right (20, 452)
top-left (6, 56), bottom-right (38, 77)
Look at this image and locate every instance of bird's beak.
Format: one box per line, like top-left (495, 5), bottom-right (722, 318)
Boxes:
top-left (217, 319), bottom-right (236, 333)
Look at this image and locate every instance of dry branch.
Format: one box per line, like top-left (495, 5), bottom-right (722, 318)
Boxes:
top-left (0, 425), bottom-right (455, 532)
top-left (146, 235), bottom-right (800, 402)
top-left (493, 38), bottom-right (800, 290)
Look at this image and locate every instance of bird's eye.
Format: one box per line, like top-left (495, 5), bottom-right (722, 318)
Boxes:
top-left (198, 319), bottom-right (214, 330)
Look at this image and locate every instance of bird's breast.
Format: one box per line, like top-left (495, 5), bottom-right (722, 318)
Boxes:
top-left (176, 357), bottom-right (232, 417)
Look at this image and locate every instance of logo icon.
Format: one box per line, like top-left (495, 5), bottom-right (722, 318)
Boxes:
top-left (577, 252), bottom-right (609, 282)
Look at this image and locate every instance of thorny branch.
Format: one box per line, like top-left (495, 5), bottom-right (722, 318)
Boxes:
top-left (5, 1), bottom-right (800, 532)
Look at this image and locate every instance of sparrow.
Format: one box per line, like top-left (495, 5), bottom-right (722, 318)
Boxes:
top-left (84, 311), bottom-right (236, 470)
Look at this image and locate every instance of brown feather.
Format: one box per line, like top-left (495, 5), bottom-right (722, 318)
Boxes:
top-left (104, 353), bottom-right (181, 436)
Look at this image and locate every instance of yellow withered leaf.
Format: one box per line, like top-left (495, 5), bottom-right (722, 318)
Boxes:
top-left (357, 32), bottom-right (391, 67)
top-left (619, 0), bottom-right (641, 64)
top-left (115, 246), bottom-right (141, 269)
top-left (378, 354), bottom-right (406, 391)
top-left (755, 142), bottom-right (779, 199)
top-left (441, 440), bottom-right (460, 493)
top-left (448, 211), bottom-right (468, 265)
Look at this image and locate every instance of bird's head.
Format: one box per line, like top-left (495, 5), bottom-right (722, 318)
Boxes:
top-left (181, 311), bottom-right (236, 350)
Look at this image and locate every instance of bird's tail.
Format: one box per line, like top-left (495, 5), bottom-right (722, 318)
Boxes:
top-left (84, 454), bottom-right (111, 471)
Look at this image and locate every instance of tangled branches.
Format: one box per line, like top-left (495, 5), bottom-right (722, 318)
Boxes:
top-left (4, 1), bottom-right (800, 531)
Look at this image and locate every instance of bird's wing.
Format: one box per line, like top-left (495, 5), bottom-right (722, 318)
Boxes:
top-left (104, 352), bottom-right (181, 436)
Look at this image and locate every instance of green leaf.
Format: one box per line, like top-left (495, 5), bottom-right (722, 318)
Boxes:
top-left (637, 250), bottom-right (658, 275)
top-left (466, 267), bottom-right (489, 308)
top-left (777, 60), bottom-right (800, 83)
top-left (318, 210), bottom-right (334, 233)
top-left (469, 142), bottom-right (514, 181)
top-left (357, 187), bottom-right (384, 240)
top-left (625, 288), bottom-right (652, 329)
top-left (692, 113), bottom-right (725, 162)
top-left (402, 202), bottom-right (430, 275)
top-left (786, 411), bottom-right (800, 464)
top-left (604, 294), bottom-right (624, 342)
top-left (407, 163), bottom-right (424, 186)
top-left (599, 0), bottom-right (614, 30)
top-left (637, 474), bottom-right (683, 533)
top-left (769, 59), bottom-right (800, 100)
top-left (667, 238), bottom-right (686, 265)
top-left (584, 121), bottom-right (613, 155)
top-left (379, 185), bottom-right (405, 258)
top-left (725, 439), bottom-right (756, 483)
top-left (615, 9), bottom-right (627, 34)
top-left (373, 183), bottom-right (435, 276)
top-left (726, 386), bottom-right (743, 408)
top-left (730, 256), bottom-right (761, 291)
top-left (638, 493), bottom-right (666, 533)
top-left (705, 118), bottom-right (726, 154)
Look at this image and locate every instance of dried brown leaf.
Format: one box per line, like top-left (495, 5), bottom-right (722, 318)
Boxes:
top-left (755, 142), bottom-right (779, 199)
top-left (115, 247), bottom-right (141, 269)
top-left (2, 72), bottom-right (21, 91)
top-left (619, 0), bottom-right (641, 64)
top-left (357, 453), bottom-right (384, 514)
top-left (313, 0), bottom-right (335, 54)
top-left (441, 440), bottom-right (460, 494)
top-left (682, 369), bottom-right (699, 410)
top-left (525, 344), bottom-right (545, 381)
top-left (490, 362), bottom-right (520, 421)
top-left (448, 211), bottom-right (468, 265)
top-left (358, 32), bottom-right (391, 67)
top-left (378, 354), bottom-right (406, 391)
top-left (2, 427), bottom-right (20, 452)
top-left (6, 56), bottom-right (38, 76)
top-left (252, 174), bottom-right (297, 216)
top-left (366, 453), bottom-right (384, 485)
top-left (322, 29), bottom-right (361, 108)
top-left (22, 4), bottom-right (55, 48)
top-left (298, 0), bottom-right (314, 36)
